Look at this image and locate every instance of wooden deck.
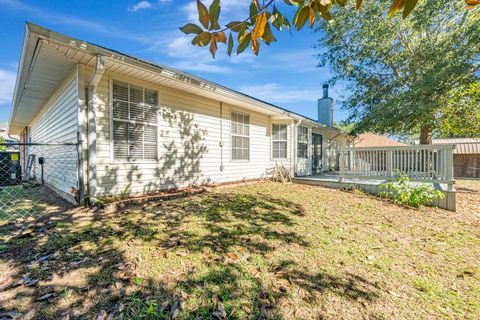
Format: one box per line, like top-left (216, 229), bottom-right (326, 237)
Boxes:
top-left (293, 172), bottom-right (456, 211)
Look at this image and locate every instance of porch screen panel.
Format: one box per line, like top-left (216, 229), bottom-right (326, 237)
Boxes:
top-left (231, 112), bottom-right (250, 160)
top-left (297, 126), bottom-right (308, 159)
top-left (112, 80), bottom-right (158, 161)
top-left (272, 124), bottom-right (287, 159)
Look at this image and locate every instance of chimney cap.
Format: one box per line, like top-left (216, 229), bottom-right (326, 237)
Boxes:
top-left (322, 83), bottom-right (329, 88)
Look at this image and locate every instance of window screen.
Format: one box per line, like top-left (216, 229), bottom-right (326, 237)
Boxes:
top-left (297, 126), bottom-right (308, 159)
top-left (231, 112), bottom-right (250, 160)
top-left (112, 80), bottom-right (158, 161)
top-left (272, 124), bottom-right (287, 159)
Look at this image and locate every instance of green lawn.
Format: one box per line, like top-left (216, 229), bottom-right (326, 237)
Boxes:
top-left (0, 181), bottom-right (479, 319)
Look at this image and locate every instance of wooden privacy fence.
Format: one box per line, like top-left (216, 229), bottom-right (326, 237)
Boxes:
top-left (339, 144), bottom-right (455, 190)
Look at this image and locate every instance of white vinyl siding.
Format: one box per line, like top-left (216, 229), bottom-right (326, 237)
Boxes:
top-left (29, 68), bottom-right (79, 200)
top-left (92, 71), bottom-right (346, 196)
top-left (297, 126), bottom-right (308, 159)
top-left (231, 111), bottom-right (250, 161)
top-left (272, 124), bottom-right (287, 159)
top-left (112, 80), bottom-right (158, 161)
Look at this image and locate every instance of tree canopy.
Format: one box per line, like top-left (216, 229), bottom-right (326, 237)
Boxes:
top-left (316, 0), bottom-right (479, 143)
top-left (180, 0), bottom-right (479, 58)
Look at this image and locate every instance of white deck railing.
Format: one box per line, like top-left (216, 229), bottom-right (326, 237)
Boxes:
top-left (339, 144), bottom-right (455, 189)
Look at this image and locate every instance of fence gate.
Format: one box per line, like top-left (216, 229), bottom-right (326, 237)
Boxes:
top-left (0, 142), bottom-right (80, 220)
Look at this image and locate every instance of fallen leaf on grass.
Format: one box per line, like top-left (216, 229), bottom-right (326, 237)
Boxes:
top-left (19, 309), bottom-right (35, 320)
top-left (226, 252), bottom-right (239, 260)
top-left (36, 292), bottom-right (55, 301)
top-left (95, 310), bottom-right (107, 320)
top-left (212, 301), bottom-right (227, 319)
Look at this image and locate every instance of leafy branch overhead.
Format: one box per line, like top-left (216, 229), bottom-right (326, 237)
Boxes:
top-left (180, 0), bottom-right (479, 58)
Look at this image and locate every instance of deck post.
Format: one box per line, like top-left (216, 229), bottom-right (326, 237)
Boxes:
top-left (446, 145), bottom-right (454, 191)
top-left (339, 150), bottom-right (345, 182)
top-left (386, 149), bottom-right (393, 179)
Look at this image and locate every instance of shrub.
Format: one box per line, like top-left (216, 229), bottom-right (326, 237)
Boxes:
top-left (379, 171), bottom-right (445, 208)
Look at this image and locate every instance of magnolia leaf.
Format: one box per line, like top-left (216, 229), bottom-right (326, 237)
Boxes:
top-left (227, 33), bottom-right (234, 56)
top-left (252, 0), bottom-right (260, 9)
top-left (283, 14), bottom-right (291, 31)
top-left (209, 38), bottom-right (218, 58)
top-left (294, 6), bottom-right (310, 31)
top-left (179, 23), bottom-right (204, 35)
top-left (271, 6), bottom-right (284, 30)
top-left (226, 21), bottom-right (244, 32)
top-left (252, 38), bottom-right (260, 55)
top-left (249, 1), bottom-right (258, 24)
top-left (252, 12), bottom-right (268, 40)
top-left (356, 0), bottom-right (364, 10)
top-left (215, 31), bottom-right (227, 43)
top-left (309, 7), bottom-right (316, 28)
top-left (209, 0), bottom-right (221, 30)
top-left (335, 0), bottom-right (347, 6)
top-left (402, 0), bottom-right (418, 18)
top-left (192, 32), bottom-right (212, 47)
top-left (237, 32), bottom-right (251, 54)
top-left (388, 0), bottom-right (406, 18)
top-left (197, 0), bottom-right (210, 29)
top-left (261, 23), bottom-right (276, 45)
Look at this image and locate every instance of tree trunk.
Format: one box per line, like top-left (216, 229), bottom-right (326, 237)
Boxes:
top-left (419, 125), bottom-right (433, 144)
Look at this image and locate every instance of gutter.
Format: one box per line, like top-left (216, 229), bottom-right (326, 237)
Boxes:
top-left (86, 54), bottom-right (105, 201)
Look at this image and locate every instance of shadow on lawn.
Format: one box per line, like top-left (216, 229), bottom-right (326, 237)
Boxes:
top-left (0, 191), bottom-right (380, 319)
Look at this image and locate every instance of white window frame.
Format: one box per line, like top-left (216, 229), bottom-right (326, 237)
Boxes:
top-left (271, 124), bottom-right (288, 160)
top-left (297, 126), bottom-right (309, 159)
top-left (230, 111), bottom-right (250, 162)
top-left (109, 78), bottom-right (159, 163)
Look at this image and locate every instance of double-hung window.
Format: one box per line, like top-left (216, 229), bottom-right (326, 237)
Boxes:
top-left (112, 80), bottom-right (158, 161)
top-left (297, 126), bottom-right (308, 159)
top-left (231, 111), bottom-right (250, 161)
top-left (272, 124), bottom-right (287, 159)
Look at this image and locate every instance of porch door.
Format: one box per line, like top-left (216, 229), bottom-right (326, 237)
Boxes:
top-left (311, 133), bottom-right (323, 173)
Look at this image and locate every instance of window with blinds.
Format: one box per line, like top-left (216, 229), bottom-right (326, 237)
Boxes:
top-left (112, 80), bottom-right (158, 161)
top-left (272, 124), bottom-right (287, 159)
top-left (297, 126), bottom-right (308, 159)
top-left (231, 111), bottom-right (250, 161)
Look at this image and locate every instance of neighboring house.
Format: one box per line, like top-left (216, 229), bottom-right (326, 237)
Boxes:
top-left (352, 133), bottom-right (407, 147)
top-left (0, 122), bottom-right (19, 151)
top-left (429, 138), bottom-right (480, 178)
top-left (8, 23), bottom-right (349, 203)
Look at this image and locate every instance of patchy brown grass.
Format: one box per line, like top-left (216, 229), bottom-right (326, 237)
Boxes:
top-left (0, 180), bottom-right (479, 319)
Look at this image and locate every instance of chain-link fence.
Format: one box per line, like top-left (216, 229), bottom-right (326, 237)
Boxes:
top-left (0, 142), bottom-right (80, 220)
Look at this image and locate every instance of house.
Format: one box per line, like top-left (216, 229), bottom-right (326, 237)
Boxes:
top-left (428, 138), bottom-right (480, 178)
top-left (7, 23), bottom-right (349, 204)
top-left (352, 133), bottom-right (407, 147)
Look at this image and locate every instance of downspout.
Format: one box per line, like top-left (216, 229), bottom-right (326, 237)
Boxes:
top-left (219, 102), bottom-right (224, 172)
top-left (86, 54), bottom-right (105, 203)
top-left (293, 119), bottom-right (301, 176)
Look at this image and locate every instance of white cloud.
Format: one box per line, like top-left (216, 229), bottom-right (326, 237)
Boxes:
top-left (238, 83), bottom-right (322, 103)
top-left (0, 68), bottom-right (16, 104)
top-left (129, 1), bottom-right (153, 12)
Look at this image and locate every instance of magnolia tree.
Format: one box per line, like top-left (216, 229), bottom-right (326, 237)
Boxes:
top-left (180, 0), bottom-right (479, 58)
top-left (316, 0), bottom-right (479, 143)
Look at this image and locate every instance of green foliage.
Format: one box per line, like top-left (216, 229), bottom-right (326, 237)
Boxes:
top-left (333, 121), bottom-right (355, 135)
top-left (379, 171), bottom-right (445, 208)
top-left (0, 137), bottom-right (6, 152)
top-left (437, 83), bottom-right (480, 138)
top-left (317, 0), bottom-right (479, 140)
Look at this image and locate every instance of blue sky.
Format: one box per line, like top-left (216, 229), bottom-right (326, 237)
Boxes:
top-left (0, 0), bottom-right (348, 123)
